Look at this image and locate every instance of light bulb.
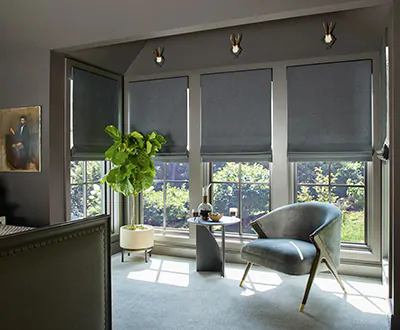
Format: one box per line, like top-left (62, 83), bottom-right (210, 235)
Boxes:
top-left (232, 45), bottom-right (240, 54)
top-left (156, 56), bottom-right (163, 63)
top-left (324, 34), bottom-right (333, 44)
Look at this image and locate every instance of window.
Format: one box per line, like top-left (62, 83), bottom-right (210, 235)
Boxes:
top-left (70, 161), bottom-right (107, 220)
top-left (295, 161), bottom-right (366, 243)
top-left (143, 162), bottom-right (189, 230)
top-left (211, 162), bottom-right (270, 234)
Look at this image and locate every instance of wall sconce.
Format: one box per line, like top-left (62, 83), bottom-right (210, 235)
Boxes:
top-left (321, 22), bottom-right (336, 49)
top-left (152, 46), bottom-right (165, 67)
top-left (230, 33), bottom-right (242, 57)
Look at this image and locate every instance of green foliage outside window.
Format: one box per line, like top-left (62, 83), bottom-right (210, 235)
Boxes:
top-left (296, 161), bottom-right (365, 243)
top-left (70, 161), bottom-right (104, 220)
top-left (212, 162), bottom-right (270, 234)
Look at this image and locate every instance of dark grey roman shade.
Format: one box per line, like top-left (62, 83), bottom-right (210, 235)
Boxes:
top-left (287, 60), bottom-right (372, 161)
top-left (201, 69), bottom-right (272, 162)
top-left (129, 77), bottom-right (188, 161)
top-left (71, 67), bottom-right (121, 160)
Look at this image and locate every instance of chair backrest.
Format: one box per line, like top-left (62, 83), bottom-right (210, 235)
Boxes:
top-left (252, 202), bottom-right (342, 242)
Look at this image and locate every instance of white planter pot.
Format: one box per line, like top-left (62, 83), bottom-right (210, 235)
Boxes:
top-left (120, 225), bottom-right (154, 250)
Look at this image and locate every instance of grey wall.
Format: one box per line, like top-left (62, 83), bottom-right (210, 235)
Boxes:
top-left (49, 52), bottom-right (67, 225)
top-left (126, 6), bottom-right (389, 76)
top-left (0, 45), bottom-right (50, 226)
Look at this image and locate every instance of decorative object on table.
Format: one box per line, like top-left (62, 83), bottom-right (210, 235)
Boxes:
top-left (229, 207), bottom-right (238, 217)
top-left (152, 46), bottom-right (165, 67)
top-left (192, 209), bottom-right (199, 217)
top-left (230, 33), bottom-right (242, 57)
top-left (239, 202), bottom-right (346, 312)
top-left (0, 106), bottom-right (41, 172)
top-left (321, 22), bottom-right (336, 49)
top-left (101, 125), bottom-right (166, 262)
top-left (197, 184), bottom-right (213, 220)
top-left (209, 213), bottom-right (223, 222)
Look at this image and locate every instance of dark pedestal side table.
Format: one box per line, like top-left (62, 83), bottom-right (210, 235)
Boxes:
top-left (187, 216), bottom-right (240, 277)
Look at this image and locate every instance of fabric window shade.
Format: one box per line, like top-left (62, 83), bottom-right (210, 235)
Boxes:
top-left (201, 69), bottom-right (272, 162)
top-left (129, 77), bottom-right (188, 161)
top-left (287, 60), bottom-right (372, 162)
top-left (71, 67), bottom-right (121, 160)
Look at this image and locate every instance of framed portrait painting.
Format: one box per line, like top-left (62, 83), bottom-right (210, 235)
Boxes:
top-left (0, 106), bottom-right (41, 172)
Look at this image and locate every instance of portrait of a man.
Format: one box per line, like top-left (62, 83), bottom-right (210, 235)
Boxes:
top-left (0, 106), bottom-right (41, 172)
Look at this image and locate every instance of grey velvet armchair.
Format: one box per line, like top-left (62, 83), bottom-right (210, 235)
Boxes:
top-left (239, 202), bottom-right (346, 312)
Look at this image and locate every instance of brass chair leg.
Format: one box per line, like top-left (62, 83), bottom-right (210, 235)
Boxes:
top-left (324, 258), bottom-right (347, 294)
top-left (299, 256), bottom-right (321, 312)
top-left (239, 262), bottom-right (253, 287)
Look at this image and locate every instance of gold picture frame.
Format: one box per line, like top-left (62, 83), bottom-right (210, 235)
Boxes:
top-left (0, 106), bottom-right (41, 172)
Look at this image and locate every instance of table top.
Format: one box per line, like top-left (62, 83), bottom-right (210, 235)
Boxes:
top-left (187, 216), bottom-right (241, 226)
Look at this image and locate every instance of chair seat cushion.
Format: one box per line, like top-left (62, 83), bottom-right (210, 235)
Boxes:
top-left (241, 238), bottom-right (317, 275)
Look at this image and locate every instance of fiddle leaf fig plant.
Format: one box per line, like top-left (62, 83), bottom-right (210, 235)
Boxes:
top-left (101, 125), bottom-right (166, 226)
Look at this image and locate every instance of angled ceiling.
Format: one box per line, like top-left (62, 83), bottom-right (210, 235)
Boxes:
top-left (65, 41), bottom-right (146, 74)
top-left (0, 0), bottom-right (390, 50)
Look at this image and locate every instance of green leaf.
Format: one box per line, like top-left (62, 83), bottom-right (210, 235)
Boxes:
top-left (142, 172), bottom-right (155, 190)
top-left (102, 167), bottom-right (119, 184)
top-left (112, 152), bottom-right (129, 165)
top-left (117, 165), bottom-right (129, 181)
top-left (146, 141), bottom-right (152, 154)
top-left (105, 144), bottom-right (118, 160)
top-left (150, 132), bottom-right (157, 140)
top-left (137, 151), bottom-right (150, 168)
top-left (105, 125), bottom-right (122, 142)
top-left (156, 134), bottom-right (166, 144)
top-left (130, 131), bottom-right (144, 140)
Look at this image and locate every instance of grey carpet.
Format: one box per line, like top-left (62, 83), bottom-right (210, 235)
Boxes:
top-left (112, 254), bottom-right (389, 330)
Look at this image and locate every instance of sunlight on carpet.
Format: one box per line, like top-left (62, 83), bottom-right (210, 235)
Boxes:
top-left (124, 255), bottom-right (388, 317)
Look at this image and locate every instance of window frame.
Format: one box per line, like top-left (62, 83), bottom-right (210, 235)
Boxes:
top-left (142, 162), bottom-right (190, 231)
top-left (126, 52), bottom-right (382, 275)
top-left (70, 161), bottom-right (108, 217)
top-left (293, 161), bottom-right (368, 244)
top-left (209, 161), bottom-right (271, 235)
top-left (65, 59), bottom-right (123, 234)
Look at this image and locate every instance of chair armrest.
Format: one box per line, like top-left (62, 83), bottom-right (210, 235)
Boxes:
top-left (310, 215), bottom-right (342, 268)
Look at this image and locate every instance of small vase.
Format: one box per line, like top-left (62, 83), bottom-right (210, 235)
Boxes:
top-left (197, 195), bottom-right (213, 220)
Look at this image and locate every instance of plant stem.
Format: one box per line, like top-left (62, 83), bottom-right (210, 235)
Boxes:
top-left (131, 195), bottom-right (135, 227)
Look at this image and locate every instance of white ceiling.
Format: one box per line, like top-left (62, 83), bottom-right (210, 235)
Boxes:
top-left (0, 0), bottom-right (390, 50)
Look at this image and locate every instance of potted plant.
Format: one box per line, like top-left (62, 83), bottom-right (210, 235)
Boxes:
top-left (101, 125), bottom-right (166, 260)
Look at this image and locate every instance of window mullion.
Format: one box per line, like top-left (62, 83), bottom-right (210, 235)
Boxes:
top-left (328, 162), bottom-right (332, 204)
top-left (163, 163), bottom-right (167, 229)
top-left (238, 163), bottom-right (243, 235)
top-left (82, 162), bottom-right (87, 218)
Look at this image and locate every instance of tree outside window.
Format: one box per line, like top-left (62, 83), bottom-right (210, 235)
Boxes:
top-left (211, 162), bottom-right (270, 235)
top-left (70, 161), bottom-right (106, 220)
top-left (296, 161), bottom-right (366, 243)
top-left (143, 162), bottom-right (189, 230)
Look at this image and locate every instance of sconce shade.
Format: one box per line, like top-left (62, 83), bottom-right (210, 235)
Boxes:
top-left (322, 22), bottom-right (336, 49)
top-left (230, 33), bottom-right (242, 57)
top-left (152, 46), bottom-right (165, 67)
